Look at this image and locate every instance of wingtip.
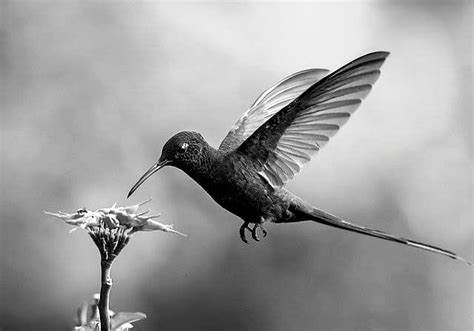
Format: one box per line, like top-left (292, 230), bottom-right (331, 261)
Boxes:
top-left (368, 51), bottom-right (390, 58)
top-left (379, 51), bottom-right (390, 60)
top-left (356, 51), bottom-right (390, 64)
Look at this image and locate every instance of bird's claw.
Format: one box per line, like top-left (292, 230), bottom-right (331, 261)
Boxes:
top-left (239, 222), bottom-right (268, 243)
top-left (252, 223), bottom-right (268, 241)
top-left (239, 222), bottom-right (250, 244)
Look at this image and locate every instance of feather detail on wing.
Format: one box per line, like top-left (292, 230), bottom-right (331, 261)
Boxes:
top-left (236, 52), bottom-right (390, 187)
top-left (218, 69), bottom-right (330, 152)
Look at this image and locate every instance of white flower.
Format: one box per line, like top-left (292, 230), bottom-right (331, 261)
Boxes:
top-left (44, 198), bottom-right (186, 237)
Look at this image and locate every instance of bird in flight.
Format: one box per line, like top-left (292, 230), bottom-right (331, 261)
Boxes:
top-left (128, 52), bottom-right (471, 265)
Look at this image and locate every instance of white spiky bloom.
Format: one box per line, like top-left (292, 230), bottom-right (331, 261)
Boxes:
top-left (44, 198), bottom-right (186, 237)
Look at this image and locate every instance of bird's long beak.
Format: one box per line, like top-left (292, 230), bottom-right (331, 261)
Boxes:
top-left (127, 159), bottom-right (172, 198)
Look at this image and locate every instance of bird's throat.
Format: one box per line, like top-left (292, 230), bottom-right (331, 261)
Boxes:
top-left (177, 145), bottom-right (222, 188)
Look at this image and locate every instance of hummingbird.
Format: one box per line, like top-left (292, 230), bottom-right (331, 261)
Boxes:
top-left (128, 52), bottom-right (471, 265)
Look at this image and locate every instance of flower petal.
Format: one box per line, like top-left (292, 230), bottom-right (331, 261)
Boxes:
top-left (139, 220), bottom-right (187, 236)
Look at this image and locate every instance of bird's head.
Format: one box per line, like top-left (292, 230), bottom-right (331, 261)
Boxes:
top-left (160, 131), bottom-right (206, 166)
top-left (127, 131), bottom-right (206, 198)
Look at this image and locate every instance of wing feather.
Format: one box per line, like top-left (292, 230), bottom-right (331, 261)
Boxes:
top-left (235, 52), bottom-right (390, 187)
top-left (219, 68), bottom-right (330, 151)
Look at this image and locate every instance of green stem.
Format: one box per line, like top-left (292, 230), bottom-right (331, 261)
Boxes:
top-left (99, 259), bottom-right (113, 331)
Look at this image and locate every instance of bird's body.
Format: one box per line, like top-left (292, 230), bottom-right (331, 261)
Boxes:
top-left (129, 52), bottom-right (472, 264)
top-left (163, 135), bottom-right (289, 226)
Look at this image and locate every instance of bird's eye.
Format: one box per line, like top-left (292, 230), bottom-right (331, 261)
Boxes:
top-left (179, 142), bottom-right (189, 152)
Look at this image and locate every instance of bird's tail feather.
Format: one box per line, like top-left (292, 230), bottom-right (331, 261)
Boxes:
top-left (289, 204), bottom-right (472, 266)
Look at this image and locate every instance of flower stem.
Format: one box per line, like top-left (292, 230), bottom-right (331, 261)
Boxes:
top-left (99, 259), bottom-right (113, 331)
top-left (89, 227), bottom-right (130, 330)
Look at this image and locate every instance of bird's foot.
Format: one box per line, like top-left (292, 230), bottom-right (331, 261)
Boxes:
top-left (239, 221), bottom-right (268, 244)
top-left (239, 222), bottom-right (251, 244)
top-left (251, 223), bottom-right (267, 241)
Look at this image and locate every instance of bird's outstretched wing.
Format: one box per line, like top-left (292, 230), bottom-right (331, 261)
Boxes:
top-left (235, 51), bottom-right (389, 187)
top-left (218, 68), bottom-right (330, 152)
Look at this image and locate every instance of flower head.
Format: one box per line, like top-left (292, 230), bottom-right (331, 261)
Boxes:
top-left (44, 198), bottom-right (186, 236)
top-left (45, 199), bottom-right (186, 263)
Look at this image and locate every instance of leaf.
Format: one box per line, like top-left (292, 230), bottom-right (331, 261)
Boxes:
top-left (111, 312), bottom-right (147, 330)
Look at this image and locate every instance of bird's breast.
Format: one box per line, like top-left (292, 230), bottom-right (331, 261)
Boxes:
top-left (189, 153), bottom-right (287, 223)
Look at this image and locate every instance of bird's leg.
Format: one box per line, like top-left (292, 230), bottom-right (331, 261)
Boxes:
top-left (240, 218), bottom-right (269, 243)
top-left (239, 221), bottom-right (252, 244)
top-left (251, 218), bottom-right (268, 242)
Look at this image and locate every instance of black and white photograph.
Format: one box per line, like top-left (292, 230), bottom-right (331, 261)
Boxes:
top-left (1, 1), bottom-right (472, 330)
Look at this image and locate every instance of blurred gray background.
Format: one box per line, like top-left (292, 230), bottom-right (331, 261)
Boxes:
top-left (1, 1), bottom-right (472, 330)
